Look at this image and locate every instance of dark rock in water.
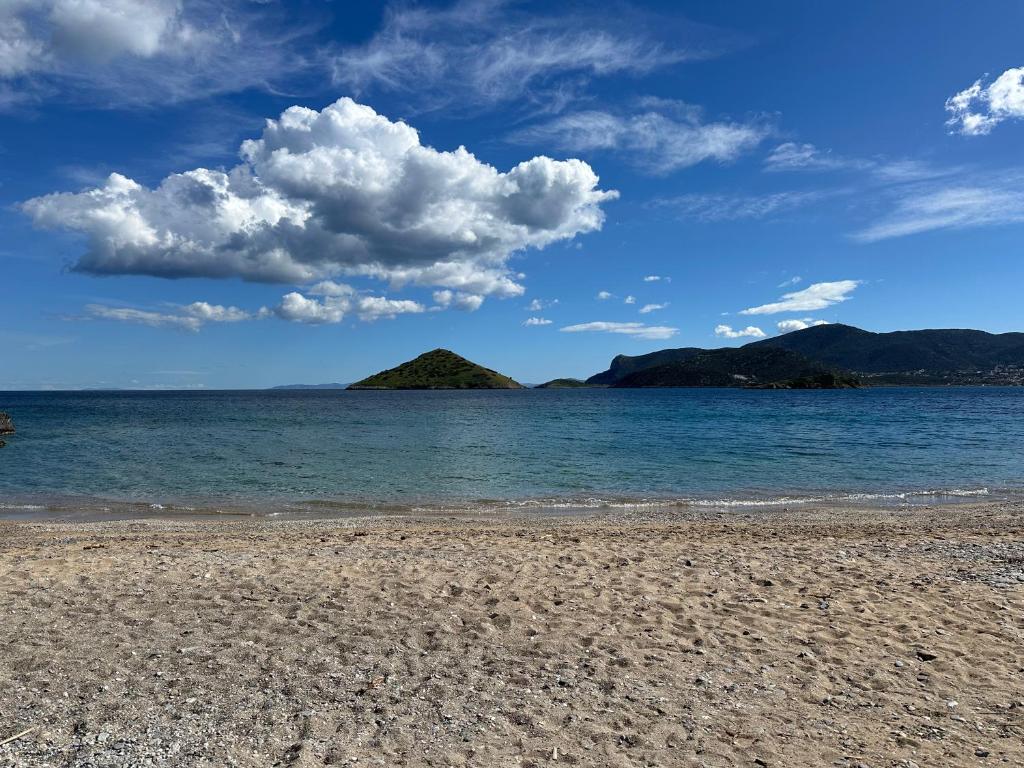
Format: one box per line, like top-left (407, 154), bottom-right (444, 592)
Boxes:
top-left (0, 412), bottom-right (14, 436)
top-left (0, 439), bottom-right (5, 448)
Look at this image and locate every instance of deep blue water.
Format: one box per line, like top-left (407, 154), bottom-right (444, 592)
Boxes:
top-left (1, 388), bottom-right (1023, 514)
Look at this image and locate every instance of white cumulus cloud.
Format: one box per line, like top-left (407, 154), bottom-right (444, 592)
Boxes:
top-left (274, 289), bottom-right (425, 325)
top-left (560, 321), bottom-right (678, 340)
top-left (714, 324), bottom-right (765, 339)
top-left (946, 67), bottom-right (1024, 136)
top-left (740, 280), bottom-right (860, 316)
top-left (638, 302), bottom-right (668, 314)
top-left (523, 317), bottom-right (552, 326)
top-left (642, 274), bottom-right (668, 282)
top-left (624, 295), bottom-right (636, 305)
top-left (525, 298), bottom-right (558, 311)
top-left (432, 290), bottom-right (485, 311)
top-left (84, 301), bottom-right (253, 332)
top-left (22, 98), bottom-right (617, 302)
top-left (776, 318), bottom-right (829, 333)
top-left (596, 290), bottom-right (613, 300)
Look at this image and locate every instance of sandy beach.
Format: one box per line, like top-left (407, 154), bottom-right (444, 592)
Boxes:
top-left (1, 502), bottom-right (1023, 767)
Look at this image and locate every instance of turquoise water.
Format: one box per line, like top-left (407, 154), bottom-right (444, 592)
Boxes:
top-left (1, 388), bottom-right (1023, 515)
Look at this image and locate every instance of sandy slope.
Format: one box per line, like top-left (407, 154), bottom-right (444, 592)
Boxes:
top-left (1, 504), bottom-right (1022, 767)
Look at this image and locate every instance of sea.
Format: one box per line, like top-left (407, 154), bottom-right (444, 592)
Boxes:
top-left (1, 387), bottom-right (1022, 519)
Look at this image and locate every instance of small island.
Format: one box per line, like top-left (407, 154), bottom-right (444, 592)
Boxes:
top-left (535, 378), bottom-right (591, 389)
top-left (347, 349), bottom-right (525, 390)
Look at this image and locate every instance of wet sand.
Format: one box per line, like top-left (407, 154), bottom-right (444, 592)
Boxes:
top-left (1, 502), bottom-right (1023, 767)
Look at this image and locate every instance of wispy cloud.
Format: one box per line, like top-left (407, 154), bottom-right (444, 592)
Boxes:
top-left (561, 321), bottom-right (678, 340)
top-left (778, 275), bottom-right (802, 288)
top-left (0, 0), bottom-right (317, 109)
top-left (523, 317), bottom-right (552, 327)
top-left (596, 291), bottom-right (614, 300)
top-left (946, 67), bottom-right (1024, 136)
top-left (763, 142), bottom-right (953, 184)
top-left (764, 142), bottom-right (869, 173)
top-left (853, 181), bottom-right (1024, 242)
top-left (739, 280), bottom-right (860, 316)
top-left (653, 190), bottom-right (830, 222)
top-left (329, 0), bottom-right (733, 113)
top-left (643, 274), bottom-right (668, 282)
top-left (512, 103), bottom-right (767, 174)
top-left (714, 324), bottom-right (765, 339)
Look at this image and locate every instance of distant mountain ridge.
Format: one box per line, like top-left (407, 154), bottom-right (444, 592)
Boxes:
top-left (583, 324), bottom-right (1024, 387)
top-left (611, 347), bottom-right (857, 388)
top-left (348, 349), bottom-right (524, 390)
top-left (750, 324), bottom-right (1024, 373)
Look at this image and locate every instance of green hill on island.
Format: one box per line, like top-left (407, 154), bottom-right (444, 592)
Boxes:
top-left (611, 347), bottom-right (859, 389)
top-left (347, 349), bottom-right (524, 390)
top-left (535, 378), bottom-right (591, 389)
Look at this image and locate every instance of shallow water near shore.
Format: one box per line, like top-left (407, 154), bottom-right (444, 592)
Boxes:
top-left (1, 387), bottom-right (1022, 519)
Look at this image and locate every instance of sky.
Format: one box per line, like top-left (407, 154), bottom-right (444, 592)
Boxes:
top-left (2, 0), bottom-right (1023, 389)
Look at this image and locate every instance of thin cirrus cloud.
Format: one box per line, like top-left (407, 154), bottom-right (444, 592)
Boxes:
top-left (0, 0), bottom-right (314, 109)
top-left (329, 0), bottom-right (733, 113)
top-left (763, 143), bottom-right (953, 183)
top-left (763, 142), bottom-right (870, 173)
top-left (759, 141), bottom-right (1015, 241)
top-left (22, 97), bottom-right (617, 309)
top-left (523, 317), bottom-right (552, 327)
top-left (511, 104), bottom-right (767, 175)
top-left (560, 321), bottom-right (678, 340)
top-left (853, 181), bottom-right (1024, 242)
top-left (739, 280), bottom-right (860, 316)
top-left (714, 324), bottom-right (765, 339)
top-left (654, 190), bottom-right (831, 222)
top-left (946, 67), bottom-right (1024, 136)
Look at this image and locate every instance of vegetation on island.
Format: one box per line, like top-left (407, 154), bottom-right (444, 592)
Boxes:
top-left (609, 347), bottom-right (858, 389)
top-left (535, 378), bottom-right (591, 389)
top-left (348, 349), bottom-right (524, 390)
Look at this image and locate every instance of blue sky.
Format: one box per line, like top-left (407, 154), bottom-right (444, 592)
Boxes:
top-left (2, 0), bottom-right (1023, 388)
